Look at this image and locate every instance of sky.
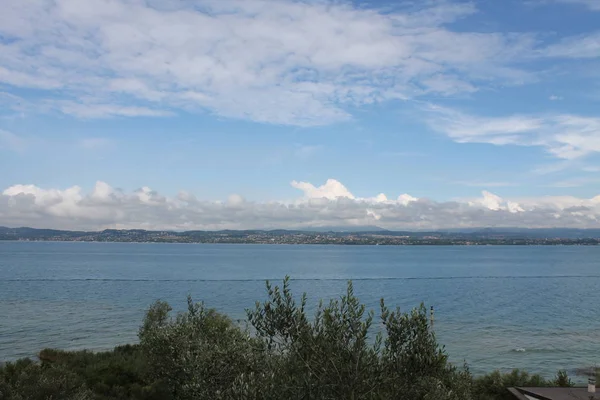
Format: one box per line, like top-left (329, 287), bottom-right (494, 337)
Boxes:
top-left (1, 0), bottom-right (600, 231)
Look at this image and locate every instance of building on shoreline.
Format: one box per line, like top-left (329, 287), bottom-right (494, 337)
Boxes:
top-left (509, 387), bottom-right (600, 399)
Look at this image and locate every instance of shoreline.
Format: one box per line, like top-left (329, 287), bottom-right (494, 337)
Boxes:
top-left (2, 239), bottom-right (600, 246)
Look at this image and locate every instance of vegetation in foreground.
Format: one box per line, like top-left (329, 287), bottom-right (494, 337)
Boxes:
top-left (0, 278), bottom-right (577, 399)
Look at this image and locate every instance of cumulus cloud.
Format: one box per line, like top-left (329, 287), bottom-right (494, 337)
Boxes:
top-left (2, 179), bottom-right (600, 231)
top-left (468, 191), bottom-right (524, 213)
top-left (290, 179), bottom-right (417, 206)
top-left (397, 194), bottom-right (419, 206)
top-left (0, 0), bottom-right (558, 126)
top-left (291, 179), bottom-right (356, 200)
top-left (425, 105), bottom-right (600, 159)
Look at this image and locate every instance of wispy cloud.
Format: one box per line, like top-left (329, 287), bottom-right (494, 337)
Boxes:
top-left (0, 92), bottom-right (29, 119)
top-left (51, 101), bottom-right (174, 119)
top-left (0, 130), bottom-right (27, 152)
top-left (554, 0), bottom-right (600, 11)
top-left (531, 160), bottom-right (576, 175)
top-left (0, 0), bottom-right (552, 126)
top-left (541, 32), bottom-right (600, 59)
top-left (425, 105), bottom-right (600, 160)
top-left (545, 177), bottom-right (600, 188)
top-left (549, 95), bottom-right (563, 101)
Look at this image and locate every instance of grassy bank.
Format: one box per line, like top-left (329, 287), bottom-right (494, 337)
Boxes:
top-left (0, 278), bottom-right (580, 399)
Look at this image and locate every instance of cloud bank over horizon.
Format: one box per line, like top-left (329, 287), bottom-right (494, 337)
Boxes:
top-left (2, 179), bottom-right (600, 231)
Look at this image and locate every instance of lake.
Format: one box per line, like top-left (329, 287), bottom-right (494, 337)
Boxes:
top-left (1, 241), bottom-right (599, 380)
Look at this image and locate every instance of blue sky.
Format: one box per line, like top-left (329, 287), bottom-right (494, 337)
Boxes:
top-left (1, 0), bottom-right (600, 230)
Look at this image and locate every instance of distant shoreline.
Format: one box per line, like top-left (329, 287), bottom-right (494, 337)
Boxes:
top-left (2, 226), bottom-right (600, 246)
top-left (2, 239), bottom-right (600, 246)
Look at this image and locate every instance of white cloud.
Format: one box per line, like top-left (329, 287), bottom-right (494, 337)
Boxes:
top-left (227, 194), bottom-right (246, 208)
top-left (545, 177), bottom-right (600, 188)
top-left (0, 0), bottom-right (544, 126)
top-left (397, 194), bottom-right (418, 206)
top-left (469, 190), bottom-right (504, 211)
top-left (290, 179), bottom-right (419, 205)
top-left (91, 181), bottom-right (116, 201)
top-left (3, 183), bottom-right (85, 218)
top-left (426, 105), bottom-right (600, 159)
top-left (291, 179), bottom-right (356, 200)
top-left (531, 160), bottom-right (576, 175)
top-left (542, 32), bottom-right (600, 59)
top-left (0, 66), bottom-right (61, 90)
top-left (51, 101), bottom-right (173, 118)
top-left (549, 95), bottom-right (563, 101)
top-left (3, 179), bottom-right (600, 230)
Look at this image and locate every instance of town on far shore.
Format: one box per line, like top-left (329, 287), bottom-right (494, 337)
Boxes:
top-left (2, 226), bottom-right (600, 245)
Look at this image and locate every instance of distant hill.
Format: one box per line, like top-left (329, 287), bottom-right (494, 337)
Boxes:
top-left (298, 225), bottom-right (389, 233)
top-left (0, 226), bottom-right (86, 238)
top-left (2, 226), bottom-right (600, 241)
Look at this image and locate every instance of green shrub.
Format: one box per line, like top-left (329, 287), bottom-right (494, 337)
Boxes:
top-left (0, 357), bottom-right (92, 400)
top-left (0, 345), bottom-right (169, 400)
top-left (472, 369), bottom-right (563, 400)
top-left (554, 370), bottom-right (573, 387)
top-left (138, 296), bottom-right (265, 400)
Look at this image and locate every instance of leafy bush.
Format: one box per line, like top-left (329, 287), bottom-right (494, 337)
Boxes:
top-left (472, 368), bottom-right (573, 400)
top-left (139, 296), bottom-right (265, 400)
top-left (554, 369), bottom-right (573, 387)
top-left (242, 278), bottom-right (472, 399)
top-left (0, 357), bottom-right (92, 400)
top-left (39, 345), bottom-right (169, 399)
top-left (0, 345), bottom-right (168, 400)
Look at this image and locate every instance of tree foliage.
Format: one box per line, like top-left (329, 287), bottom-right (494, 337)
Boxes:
top-left (0, 345), bottom-right (169, 400)
top-left (471, 368), bottom-right (573, 400)
top-left (241, 277), bottom-right (472, 399)
top-left (138, 296), bottom-right (265, 400)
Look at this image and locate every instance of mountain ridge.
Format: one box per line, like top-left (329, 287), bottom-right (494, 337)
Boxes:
top-left (2, 226), bottom-right (600, 239)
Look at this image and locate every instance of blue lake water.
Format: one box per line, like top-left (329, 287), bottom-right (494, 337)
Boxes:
top-left (1, 241), bottom-right (600, 380)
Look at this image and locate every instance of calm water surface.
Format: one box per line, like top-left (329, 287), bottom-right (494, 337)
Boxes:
top-left (1, 241), bottom-right (599, 379)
